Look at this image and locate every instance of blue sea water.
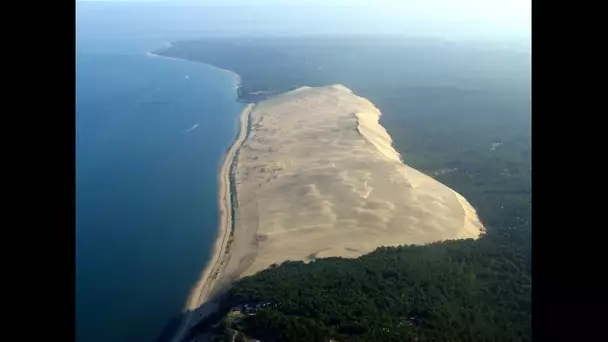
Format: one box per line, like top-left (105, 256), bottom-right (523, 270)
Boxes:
top-left (76, 35), bottom-right (245, 342)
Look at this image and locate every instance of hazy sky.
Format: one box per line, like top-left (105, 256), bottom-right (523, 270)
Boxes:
top-left (77, 0), bottom-right (531, 40)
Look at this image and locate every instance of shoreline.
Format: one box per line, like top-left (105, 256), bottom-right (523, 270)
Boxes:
top-left (146, 51), bottom-right (242, 91)
top-left (146, 49), bottom-right (278, 103)
top-left (170, 103), bottom-right (254, 342)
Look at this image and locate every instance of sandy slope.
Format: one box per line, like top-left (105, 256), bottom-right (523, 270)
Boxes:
top-left (217, 84), bottom-right (484, 283)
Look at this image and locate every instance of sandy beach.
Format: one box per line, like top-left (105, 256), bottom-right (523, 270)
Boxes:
top-left (146, 51), bottom-right (185, 63)
top-left (148, 48), bottom-right (249, 341)
top-left (170, 103), bottom-right (254, 342)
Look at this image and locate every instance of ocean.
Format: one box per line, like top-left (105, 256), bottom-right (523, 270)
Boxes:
top-left (75, 34), bottom-right (245, 342)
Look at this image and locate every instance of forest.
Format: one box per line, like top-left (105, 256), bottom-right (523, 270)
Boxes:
top-left (188, 222), bottom-right (530, 341)
top-left (159, 36), bottom-right (531, 341)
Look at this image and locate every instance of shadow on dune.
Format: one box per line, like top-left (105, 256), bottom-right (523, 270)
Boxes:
top-left (155, 291), bottom-right (231, 342)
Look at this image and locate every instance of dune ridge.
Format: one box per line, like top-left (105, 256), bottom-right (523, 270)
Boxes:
top-left (354, 110), bottom-right (402, 164)
top-left (351, 93), bottom-right (483, 239)
top-left (218, 84), bottom-right (484, 282)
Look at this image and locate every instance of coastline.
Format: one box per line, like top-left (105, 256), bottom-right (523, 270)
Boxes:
top-left (147, 49), bottom-right (279, 103)
top-left (170, 103), bottom-right (254, 342)
top-left (146, 51), bottom-right (242, 90)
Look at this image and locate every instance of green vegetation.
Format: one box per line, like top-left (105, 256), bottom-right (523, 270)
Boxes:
top-left (188, 222), bottom-right (530, 341)
top-left (160, 36), bottom-right (531, 341)
top-left (224, 227), bottom-right (529, 342)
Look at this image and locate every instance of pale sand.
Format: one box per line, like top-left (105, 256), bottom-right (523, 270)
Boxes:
top-left (146, 51), bottom-right (184, 63)
top-left (176, 85), bottom-right (484, 341)
top-left (217, 84), bottom-right (484, 283)
top-left (171, 103), bottom-right (254, 342)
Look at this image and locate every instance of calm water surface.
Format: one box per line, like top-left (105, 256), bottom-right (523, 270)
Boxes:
top-left (76, 34), bottom-right (244, 342)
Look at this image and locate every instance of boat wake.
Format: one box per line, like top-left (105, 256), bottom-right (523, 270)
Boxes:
top-left (182, 123), bottom-right (199, 134)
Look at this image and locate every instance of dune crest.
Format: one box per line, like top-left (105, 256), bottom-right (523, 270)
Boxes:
top-left (355, 110), bottom-right (402, 164)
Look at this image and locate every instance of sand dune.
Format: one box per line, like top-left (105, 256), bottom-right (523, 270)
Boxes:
top-left (218, 84), bottom-right (484, 283)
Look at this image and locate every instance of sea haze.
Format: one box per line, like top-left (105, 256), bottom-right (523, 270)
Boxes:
top-left (75, 35), bottom-right (244, 342)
